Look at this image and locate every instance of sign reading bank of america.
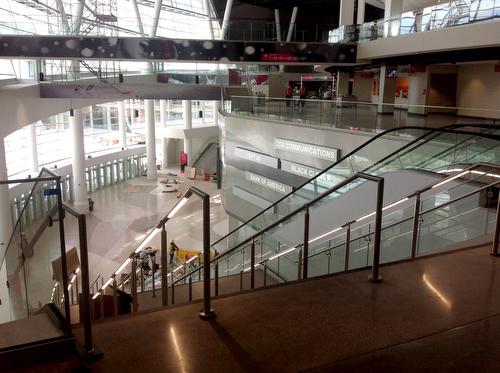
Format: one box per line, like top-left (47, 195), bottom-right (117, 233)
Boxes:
top-left (244, 171), bottom-right (292, 194)
top-left (274, 138), bottom-right (339, 162)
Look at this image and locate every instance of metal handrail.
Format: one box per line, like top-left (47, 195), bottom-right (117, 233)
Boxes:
top-left (0, 168), bottom-right (61, 269)
top-left (173, 162), bottom-right (499, 289)
top-left (173, 172), bottom-right (385, 286)
top-left (308, 169), bottom-right (500, 261)
top-left (102, 127), bottom-right (500, 310)
top-left (208, 124), bottom-right (500, 253)
top-left (228, 95), bottom-right (500, 116)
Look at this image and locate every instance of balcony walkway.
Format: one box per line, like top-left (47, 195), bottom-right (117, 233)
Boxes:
top-left (8, 244), bottom-right (500, 373)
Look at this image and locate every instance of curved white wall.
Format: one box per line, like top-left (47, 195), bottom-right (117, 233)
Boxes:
top-left (0, 83), bottom-right (105, 139)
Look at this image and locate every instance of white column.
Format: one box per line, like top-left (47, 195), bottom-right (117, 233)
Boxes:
top-left (160, 100), bottom-right (169, 168)
top-left (212, 101), bottom-right (219, 125)
top-left (203, 0), bottom-right (215, 39)
top-left (408, 70), bottom-right (429, 115)
top-left (377, 65), bottom-right (397, 114)
top-left (145, 99), bottom-right (157, 179)
top-left (131, 0), bottom-right (145, 35)
top-left (220, 0), bottom-right (234, 40)
top-left (118, 101), bottom-right (128, 149)
top-left (183, 100), bottom-right (192, 165)
top-left (70, 109), bottom-right (89, 213)
top-left (0, 138), bottom-right (12, 322)
top-left (286, 7), bottom-right (298, 42)
top-left (275, 9), bottom-right (282, 41)
top-left (339, 0), bottom-right (355, 26)
top-left (200, 101), bottom-right (206, 124)
top-left (28, 122), bottom-right (39, 176)
top-left (384, 0), bottom-right (403, 37)
top-left (357, 0), bottom-right (366, 24)
top-left (384, 0), bottom-right (403, 18)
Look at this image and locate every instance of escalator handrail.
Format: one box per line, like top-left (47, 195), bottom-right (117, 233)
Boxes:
top-left (172, 125), bottom-right (500, 285)
top-left (307, 166), bottom-right (500, 261)
top-left (173, 171), bottom-right (385, 285)
top-left (210, 123), bottom-right (500, 250)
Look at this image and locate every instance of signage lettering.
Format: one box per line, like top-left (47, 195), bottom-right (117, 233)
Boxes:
top-left (274, 138), bottom-right (339, 162)
top-left (234, 147), bottom-right (279, 169)
top-left (244, 171), bottom-right (292, 194)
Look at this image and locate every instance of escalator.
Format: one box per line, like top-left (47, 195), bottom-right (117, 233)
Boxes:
top-left (106, 124), bottom-right (500, 310)
top-left (167, 124), bottom-right (500, 296)
top-left (2, 124), bottom-right (500, 369)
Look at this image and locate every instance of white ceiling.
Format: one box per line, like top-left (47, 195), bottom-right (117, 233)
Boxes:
top-left (369, 0), bottom-right (443, 12)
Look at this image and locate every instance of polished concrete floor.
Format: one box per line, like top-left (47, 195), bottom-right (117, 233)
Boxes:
top-left (9, 244), bottom-right (500, 372)
top-left (5, 169), bottom-right (228, 324)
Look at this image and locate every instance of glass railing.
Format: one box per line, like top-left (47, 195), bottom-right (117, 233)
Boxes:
top-left (0, 169), bottom-right (73, 350)
top-left (168, 163), bottom-right (500, 306)
top-left (90, 126), bottom-right (500, 313)
top-left (227, 96), bottom-right (499, 132)
top-left (329, 0), bottom-right (500, 43)
top-left (216, 125), bottom-right (500, 255)
top-left (39, 59), bottom-right (232, 85)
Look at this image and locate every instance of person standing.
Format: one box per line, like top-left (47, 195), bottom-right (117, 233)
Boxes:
top-left (169, 240), bottom-right (180, 263)
top-left (299, 85), bottom-right (307, 107)
top-left (285, 84), bottom-right (293, 107)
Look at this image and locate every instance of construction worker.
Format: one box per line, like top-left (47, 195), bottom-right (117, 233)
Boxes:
top-left (169, 240), bottom-right (180, 263)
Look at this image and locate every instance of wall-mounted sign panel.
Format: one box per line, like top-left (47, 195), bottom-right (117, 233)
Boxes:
top-left (274, 138), bottom-right (340, 162)
top-left (232, 186), bottom-right (272, 210)
top-left (281, 160), bottom-right (344, 187)
top-left (244, 171), bottom-right (292, 194)
top-left (235, 147), bottom-right (279, 169)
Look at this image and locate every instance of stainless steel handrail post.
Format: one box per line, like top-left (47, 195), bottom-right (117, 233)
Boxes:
top-left (197, 190), bottom-right (215, 320)
top-left (131, 256), bottom-right (138, 313)
top-left (151, 254), bottom-right (156, 298)
top-left (297, 246), bottom-right (303, 280)
top-left (344, 222), bottom-right (351, 271)
top-left (112, 274), bottom-right (117, 316)
top-left (161, 225), bottom-right (168, 306)
top-left (369, 178), bottom-right (384, 283)
top-left (140, 261), bottom-right (144, 292)
top-left (491, 193), bottom-right (500, 256)
top-left (99, 292), bottom-right (105, 320)
top-left (264, 262), bottom-right (268, 287)
top-left (189, 277), bottom-right (192, 301)
top-left (303, 208), bottom-right (310, 279)
top-left (250, 240), bottom-right (255, 289)
top-left (411, 193), bottom-right (421, 259)
top-left (171, 278), bottom-right (175, 305)
top-left (215, 262), bottom-right (219, 296)
top-left (56, 181), bottom-right (72, 332)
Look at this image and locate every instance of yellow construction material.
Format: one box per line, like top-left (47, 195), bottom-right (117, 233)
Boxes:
top-left (176, 249), bottom-right (216, 264)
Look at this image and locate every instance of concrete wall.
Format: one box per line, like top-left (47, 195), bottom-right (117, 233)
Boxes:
top-left (352, 72), bottom-right (373, 101)
top-left (221, 114), bottom-right (416, 222)
top-left (357, 21), bottom-right (500, 60)
top-left (457, 63), bottom-right (500, 119)
top-left (0, 83), bottom-right (105, 139)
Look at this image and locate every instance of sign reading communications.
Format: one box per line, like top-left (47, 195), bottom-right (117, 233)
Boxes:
top-left (234, 147), bottom-right (279, 169)
top-left (244, 171), bottom-right (292, 194)
top-left (274, 138), bottom-right (339, 162)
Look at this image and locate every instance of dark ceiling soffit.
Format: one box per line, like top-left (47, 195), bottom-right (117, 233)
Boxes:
top-left (325, 46), bottom-right (500, 72)
top-left (0, 36), bottom-right (357, 65)
top-left (371, 47), bottom-right (500, 66)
